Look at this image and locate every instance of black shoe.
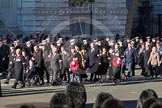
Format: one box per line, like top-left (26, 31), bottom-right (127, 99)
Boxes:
top-left (155, 74), bottom-right (158, 78)
top-left (4, 81), bottom-right (9, 84)
top-left (50, 82), bottom-right (57, 86)
top-left (11, 86), bottom-right (16, 89)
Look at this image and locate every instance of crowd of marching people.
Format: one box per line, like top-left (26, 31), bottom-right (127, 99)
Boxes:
top-left (0, 33), bottom-right (162, 89)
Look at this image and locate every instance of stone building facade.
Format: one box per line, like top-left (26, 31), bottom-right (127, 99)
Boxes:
top-left (0, 0), bottom-right (127, 37)
top-left (126, 0), bottom-right (162, 37)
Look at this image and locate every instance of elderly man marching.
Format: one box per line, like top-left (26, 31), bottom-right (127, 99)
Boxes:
top-left (11, 48), bottom-right (25, 89)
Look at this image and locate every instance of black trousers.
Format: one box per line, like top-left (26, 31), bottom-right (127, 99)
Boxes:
top-left (36, 67), bottom-right (44, 84)
top-left (60, 66), bottom-right (69, 81)
top-left (113, 67), bottom-right (121, 81)
top-left (144, 65), bottom-right (151, 76)
top-left (89, 64), bottom-right (97, 81)
top-left (150, 65), bottom-right (159, 77)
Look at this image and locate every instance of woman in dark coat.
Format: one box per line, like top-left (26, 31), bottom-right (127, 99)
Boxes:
top-left (108, 47), bottom-right (114, 80)
top-left (12, 48), bottom-right (25, 89)
top-left (138, 43), bottom-right (145, 76)
top-left (97, 47), bottom-right (109, 81)
top-left (143, 44), bottom-right (151, 77)
top-left (79, 47), bottom-right (88, 83)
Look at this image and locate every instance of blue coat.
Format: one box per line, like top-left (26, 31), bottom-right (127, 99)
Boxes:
top-left (125, 48), bottom-right (137, 64)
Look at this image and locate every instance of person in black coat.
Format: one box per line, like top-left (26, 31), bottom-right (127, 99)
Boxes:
top-left (12, 48), bottom-right (25, 89)
top-left (25, 41), bottom-right (34, 59)
top-left (130, 41), bottom-right (137, 76)
top-left (134, 37), bottom-right (141, 51)
top-left (138, 43), bottom-right (145, 76)
top-left (79, 47), bottom-right (88, 83)
top-left (40, 44), bottom-right (50, 83)
top-left (88, 42), bottom-right (99, 81)
top-left (143, 44), bottom-right (152, 77)
top-left (96, 47), bottom-right (109, 81)
top-left (50, 43), bottom-right (61, 85)
top-left (1, 40), bottom-right (10, 74)
top-left (108, 47), bottom-right (114, 80)
top-left (4, 44), bottom-right (15, 84)
top-left (33, 45), bottom-right (44, 85)
top-left (60, 46), bottom-right (70, 82)
top-left (0, 41), bottom-right (5, 76)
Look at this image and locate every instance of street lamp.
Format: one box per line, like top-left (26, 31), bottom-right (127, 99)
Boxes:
top-left (89, 0), bottom-right (94, 37)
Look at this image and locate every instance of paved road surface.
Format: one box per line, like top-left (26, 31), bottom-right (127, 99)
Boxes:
top-left (0, 71), bottom-right (162, 108)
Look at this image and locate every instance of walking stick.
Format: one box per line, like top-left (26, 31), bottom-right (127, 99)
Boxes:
top-left (0, 80), bottom-right (2, 97)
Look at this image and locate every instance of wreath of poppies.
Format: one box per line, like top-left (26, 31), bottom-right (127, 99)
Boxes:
top-left (112, 57), bottom-right (122, 67)
top-left (70, 60), bottom-right (79, 72)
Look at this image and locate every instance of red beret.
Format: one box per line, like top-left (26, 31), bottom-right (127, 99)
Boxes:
top-left (156, 41), bottom-right (160, 45)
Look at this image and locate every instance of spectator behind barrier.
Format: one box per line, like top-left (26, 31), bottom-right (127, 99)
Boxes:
top-left (136, 89), bottom-right (158, 108)
top-left (49, 92), bottom-right (72, 108)
top-left (93, 92), bottom-right (114, 108)
top-left (101, 98), bottom-right (125, 108)
top-left (149, 102), bottom-right (162, 108)
top-left (66, 82), bottom-right (87, 108)
top-left (142, 97), bottom-right (159, 108)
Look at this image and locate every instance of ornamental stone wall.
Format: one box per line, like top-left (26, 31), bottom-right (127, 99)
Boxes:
top-left (0, 0), bottom-right (127, 36)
